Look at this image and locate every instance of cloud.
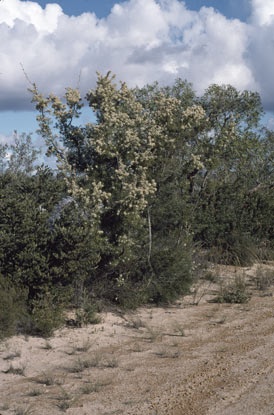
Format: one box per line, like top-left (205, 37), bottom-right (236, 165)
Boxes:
top-left (250, 0), bottom-right (274, 25)
top-left (0, 0), bottom-right (273, 111)
top-left (266, 117), bottom-right (274, 130)
top-left (0, 0), bottom-right (62, 32)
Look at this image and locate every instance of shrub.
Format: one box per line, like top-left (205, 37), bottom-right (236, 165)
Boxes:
top-left (26, 291), bottom-right (66, 338)
top-left (215, 275), bottom-right (251, 304)
top-left (0, 274), bottom-right (28, 340)
top-left (207, 233), bottom-right (258, 267)
top-left (147, 245), bottom-right (193, 304)
top-left (74, 293), bottom-right (101, 327)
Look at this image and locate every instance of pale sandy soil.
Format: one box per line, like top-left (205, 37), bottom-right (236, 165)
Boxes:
top-left (1, 262), bottom-right (274, 415)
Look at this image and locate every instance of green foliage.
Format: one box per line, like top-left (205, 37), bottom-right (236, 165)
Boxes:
top-left (189, 84), bottom-right (274, 264)
top-left (0, 168), bottom-right (68, 338)
top-left (74, 291), bottom-right (101, 326)
top-left (27, 291), bottom-right (65, 338)
top-left (147, 245), bottom-right (193, 304)
top-left (0, 142), bottom-right (8, 173)
top-left (215, 276), bottom-right (251, 304)
top-left (0, 170), bottom-right (59, 299)
top-left (254, 266), bottom-right (274, 291)
top-left (48, 201), bottom-right (102, 306)
top-left (0, 274), bottom-right (28, 339)
top-left (29, 72), bottom-right (196, 307)
top-left (1, 74), bottom-right (273, 339)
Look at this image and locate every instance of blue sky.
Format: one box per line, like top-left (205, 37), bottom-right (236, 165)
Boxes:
top-left (27, 0), bottom-right (251, 21)
top-left (1, 0), bottom-right (274, 152)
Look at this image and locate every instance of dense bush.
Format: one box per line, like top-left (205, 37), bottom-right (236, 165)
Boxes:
top-left (0, 177), bottom-right (49, 298)
top-left (0, 74), bottom-right (273, 337)
top-left (0, 273), bottom-right (28, 339)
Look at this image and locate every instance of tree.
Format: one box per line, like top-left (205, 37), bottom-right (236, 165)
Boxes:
top-left (0, 172), bottom-right (49, 298)
top-left (0, 132), bottom-right (40, 175)
top-left (28, 73), bottom-right (274, 303)
top-left (29, 73), bottom-right (159, 304)
top-left (29, 73), bottom-right (201, 304)
top-left (192, 84), bottom-right (273, 264)
top-left (133, 80), bottom-right (206, 300)
top-left (0, 142), bottom-right (8, 173)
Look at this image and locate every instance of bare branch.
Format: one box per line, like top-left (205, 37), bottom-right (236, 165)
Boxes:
top-left (20, 62), bottom-right (34, 86)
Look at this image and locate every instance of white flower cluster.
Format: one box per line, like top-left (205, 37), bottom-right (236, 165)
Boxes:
top-left (181, 105), bottom-right (206, 129)
top-left (30, 72), bottom-right (215, 266)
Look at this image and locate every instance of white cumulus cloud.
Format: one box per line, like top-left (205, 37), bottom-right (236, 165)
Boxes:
top-left (0, 0), bottom-right (273, 111)
top-left (251, 0), bottom-right (274, 25)
top-left (0, 0), bottom-right (62, 32)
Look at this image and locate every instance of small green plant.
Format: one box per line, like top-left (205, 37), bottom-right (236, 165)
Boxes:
top-left (216, 315), bottom-right (227, 324)
top-left (65, 339), bottom-right (93, 355)
top-left (3, 363), bottom-right (26, 376)
top-left (104, 356), bottom-right (119, 368)
top-left (56, 387), bottom-right (70, 402)
top-left (154, 348), bottom-right (180, 359)
top-left (67, 355), bottom-right (101, 373)
top-left (126, 318), bottom-right (146, 330)
top-left (130, 343), bottom-right (142, 352)
top-left (80, 382), bottom-right (99, 394)
top-left (55, 387), bottom-right (72, 412)
top-left (55, 387), bottom-right (76, 412)
top-left (64, 346), bottom-right (77, 356)
top-left (191, 279), bottom-right (213, 306)
top-left (254, 266), bottom-right (274, 291)
top-left (203, 272), bottom-right (219, 283)
top-left (124, 366), bottom-right (135, 372)
top-left (143, 325), bottom-right (162, 342)
top-left (80, 380), bottom-right (111, 394)
top-left (75, 339), bottom-right (93, 353)
top-left (215, 275), bottom-right (251, 304)
top-left (26, 389), bottom-right (43, 397)
top-left (3, 350), bottom-right (21, 360)
top-left (56, 401), bottom-right (70, 412)
top-left (42, 340), bottom-right (53, 350)
top-left (74, 298), bottom-right (101, 328)
top-left (123, 400), bottom-right (137, 406)
top-left (89, 353), bottom-right (103, 367)
top-left (0, 403), bottom-right (9, 411)
top-left (34, 372), bottom-right (55, 386)
top-left (14, 406), bottom-right (33, 415)
top-left (66, 359), bottom-right (86, 374)
top-left (172, 321), bottom-right (185, 337)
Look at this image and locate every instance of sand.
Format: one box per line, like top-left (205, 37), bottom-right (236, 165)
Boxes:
top-left (1, 261), bottom-right (274, 415)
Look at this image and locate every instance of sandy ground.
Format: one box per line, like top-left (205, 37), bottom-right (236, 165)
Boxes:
top-left (1, 262), bottom-right (274, 415)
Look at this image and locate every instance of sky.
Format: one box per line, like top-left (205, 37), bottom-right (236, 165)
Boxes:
top-left (1, 0), bottom-right (274, 152)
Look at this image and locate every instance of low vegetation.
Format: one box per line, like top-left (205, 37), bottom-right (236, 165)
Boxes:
top-left (215, 276), bottom-right (251, 304)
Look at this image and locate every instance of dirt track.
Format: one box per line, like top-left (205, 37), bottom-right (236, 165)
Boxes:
top-left (0, 262), bottom-right (274, 415)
